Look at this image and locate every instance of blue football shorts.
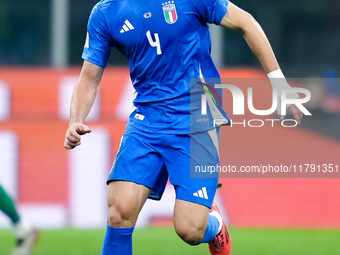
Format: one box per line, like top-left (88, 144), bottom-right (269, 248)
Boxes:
top-left (107, 124), bottom-right (220, 208)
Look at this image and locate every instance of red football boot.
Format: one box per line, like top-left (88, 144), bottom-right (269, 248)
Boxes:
top-left (208, 203), bottom-right (232, 255)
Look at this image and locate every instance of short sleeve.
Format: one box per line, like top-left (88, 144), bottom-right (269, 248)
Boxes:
top-left (81, 5), bottom-right (113, 67)
top-left (194, 0), bottom-right (229, 25)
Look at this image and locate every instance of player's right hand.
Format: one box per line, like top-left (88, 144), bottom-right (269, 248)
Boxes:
top-left (64, 123), bottom-right (91, 150)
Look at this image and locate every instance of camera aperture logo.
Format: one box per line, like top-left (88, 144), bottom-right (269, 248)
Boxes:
top-left (198, 82), bottom-right (222, 113)
top-left (200, 83), bottom-right (312, 128)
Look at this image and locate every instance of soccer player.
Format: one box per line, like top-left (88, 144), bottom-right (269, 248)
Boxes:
top-left (0, 185), bottom-right (39, 255)
top-left (64, 0), bottom-right (303, 254)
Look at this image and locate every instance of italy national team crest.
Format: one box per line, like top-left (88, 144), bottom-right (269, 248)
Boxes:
top-left (162, 1), bottom-right (178, 24)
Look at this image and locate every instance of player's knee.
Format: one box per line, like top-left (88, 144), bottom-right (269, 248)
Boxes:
top-left (174, 221), bottom-right (206, 245)
top-left (107, 203), bottom-right (138, 228)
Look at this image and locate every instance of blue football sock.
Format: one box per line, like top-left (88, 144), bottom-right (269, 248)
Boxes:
top-left (102, 224), bottom-right (134, 255)
top-left (200, 214), bottom-right (220, 243)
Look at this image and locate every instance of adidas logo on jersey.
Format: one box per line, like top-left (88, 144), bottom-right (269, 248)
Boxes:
top-left (193, 187), bottom-right (208, 199)
top-left (120, 20), bottom-right (135, 33)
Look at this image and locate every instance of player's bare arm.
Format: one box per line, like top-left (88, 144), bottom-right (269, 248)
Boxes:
top-left (64, 60), bottom-right (104, 149)
top-left (220, 2), bottom-right (303, 124)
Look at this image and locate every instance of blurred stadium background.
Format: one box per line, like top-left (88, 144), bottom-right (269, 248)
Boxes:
top-left (0, 0), bottom-right (340, 254)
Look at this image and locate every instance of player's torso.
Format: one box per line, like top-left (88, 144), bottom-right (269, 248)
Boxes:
top-left (99, 0), bottom-right (208, 87)
top-left (94, 0), bottom-right (224, 134)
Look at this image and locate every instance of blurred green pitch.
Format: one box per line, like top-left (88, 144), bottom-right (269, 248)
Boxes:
top-left (0, 227), bottom-right (340, 254)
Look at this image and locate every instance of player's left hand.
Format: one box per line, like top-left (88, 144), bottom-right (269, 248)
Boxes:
top-left (279, 104), bottom-right (303, 124)
top-left (268, 70), bottom-right (304, 125)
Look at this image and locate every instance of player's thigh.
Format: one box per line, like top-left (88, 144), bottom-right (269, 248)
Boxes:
top-left (107, 181), bottom-right (151, 225)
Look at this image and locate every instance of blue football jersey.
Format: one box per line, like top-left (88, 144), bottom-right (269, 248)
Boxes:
top-left (82, 0), bottom-right (230, 134)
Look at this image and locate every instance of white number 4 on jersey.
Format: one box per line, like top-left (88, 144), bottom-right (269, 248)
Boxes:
top-left (146, 30), bottom-right (162, 55)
